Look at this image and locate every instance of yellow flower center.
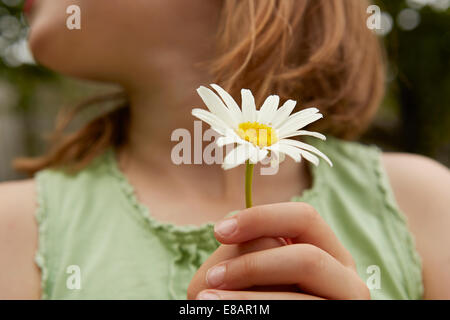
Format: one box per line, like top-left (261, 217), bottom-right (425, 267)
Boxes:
top-left (236, 122), bottom-right (278, 147)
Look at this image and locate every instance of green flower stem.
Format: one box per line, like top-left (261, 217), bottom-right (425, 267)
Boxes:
top-left (245, 161), bottom-right (255, 209)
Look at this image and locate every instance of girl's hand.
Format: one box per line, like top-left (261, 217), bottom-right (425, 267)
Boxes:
top-left (188, 202), bottom-right (370, 300)
top-left (188, 235), bottom-right (293, 299)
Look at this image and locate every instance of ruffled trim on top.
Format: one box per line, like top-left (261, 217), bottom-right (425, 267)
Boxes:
top-left (34, 171), bottom-right (50, 300)
top-left (104, 148), bottom-right (219, 250)
top-left (104, 148), bottom-right (223, 299)
top-left (372, 147), bottom-right (424, 300)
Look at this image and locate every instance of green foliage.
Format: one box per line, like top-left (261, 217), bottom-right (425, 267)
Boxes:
top-left (371, 1), bottom-right (450, 161)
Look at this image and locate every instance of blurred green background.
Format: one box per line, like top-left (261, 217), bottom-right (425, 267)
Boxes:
top-left (0, 0), bottom-right (449, 181)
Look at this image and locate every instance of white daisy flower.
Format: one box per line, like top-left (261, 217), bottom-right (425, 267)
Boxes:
top-left (192, 84), bottom-right (333, 170)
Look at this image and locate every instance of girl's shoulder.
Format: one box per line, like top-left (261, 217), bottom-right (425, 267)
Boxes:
top-left (0, 179), bottom-right (41, 299)
top-left (0, 179), bottom-right (37, 245)
top-left (0, 178), bottom-right (36, 208)
top-left (381, 152), bottom-right (449, 233)
top-left (382, 152), bottom-right (450, 299)
top-left (0, 179), bottom-right (37, 232)
top-left (0, 150), bottom-right (112, 299)
top-left (381, 152), bottom-right (449, 215)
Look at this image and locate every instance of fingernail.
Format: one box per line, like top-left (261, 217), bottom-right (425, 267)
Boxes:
top-left (214, 219), bottom-right (237, 237)
top-left (197, 291), bottom-right (221, 300)
top-left (206, 265), bottom-right (226, 288)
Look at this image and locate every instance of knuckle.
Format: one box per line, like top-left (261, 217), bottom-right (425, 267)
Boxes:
top-left (240, 254), bottom-right (259, 280)
top-left (299, 202), bottom-right (318, 223)
top-left (294, 244), bottom-right (324, 274)
top-left (242, 205), bottom-right (264, 224)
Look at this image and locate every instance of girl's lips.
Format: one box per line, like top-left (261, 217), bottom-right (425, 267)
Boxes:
top-left (23, 0), bottom-right (35, 15)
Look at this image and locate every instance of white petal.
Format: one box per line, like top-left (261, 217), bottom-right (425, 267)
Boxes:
top-left (278, 113), bottom-right (323, 137)
top-left (222, 144), bottom-right (254, 170)
top-left (279, 130), bottom-right (326, 140)
top-left (249, 148), bottom-right (269, 164)
top-left (257, 95), bottom-right (280, 124)
top-left (277, 107), bottom-right (320, 129)
top-left (290, 107), bottom-right (320, 119)
top-left (279, 139), bottom-right (333, 167)
top-left (210, 84), bottom-right (243, 124)
top-left (197, 86), bottom-right (237, 128)
top-left (192, 109), bottom-right (229, 135)
top-left (297, 149), bottom-right (319, 166)
top-left (216, 132), bottom-right (245, 147)
top-left (269, 144), bottom-right (302, 162)
top-left (271, 100), bottom-right (297, 128)
top-left (216, 136), bottom-right (234, 147)
top-left (279, 144), bottom-right (303, 162)
top-left (241, 89), bottom-right (257, 122)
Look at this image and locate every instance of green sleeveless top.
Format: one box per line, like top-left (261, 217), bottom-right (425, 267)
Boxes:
top-left (34, 137), bottom-right (423, 300)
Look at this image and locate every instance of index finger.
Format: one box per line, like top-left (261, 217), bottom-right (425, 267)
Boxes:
top-left (214, 202), bottom-right (355, 268)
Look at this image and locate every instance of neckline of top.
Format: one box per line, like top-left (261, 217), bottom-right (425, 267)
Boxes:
top-left (104, 142), bottom-right (322, 235)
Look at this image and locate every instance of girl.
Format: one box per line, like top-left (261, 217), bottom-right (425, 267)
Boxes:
top-left (1, 0), bottom-right (449, 300)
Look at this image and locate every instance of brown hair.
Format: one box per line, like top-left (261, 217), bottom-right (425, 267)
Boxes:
top-left (15, 0), bottom-right (385, 175)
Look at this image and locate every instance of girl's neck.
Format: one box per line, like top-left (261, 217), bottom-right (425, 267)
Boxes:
top-left (115, 56), bottom-right (312, 223)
